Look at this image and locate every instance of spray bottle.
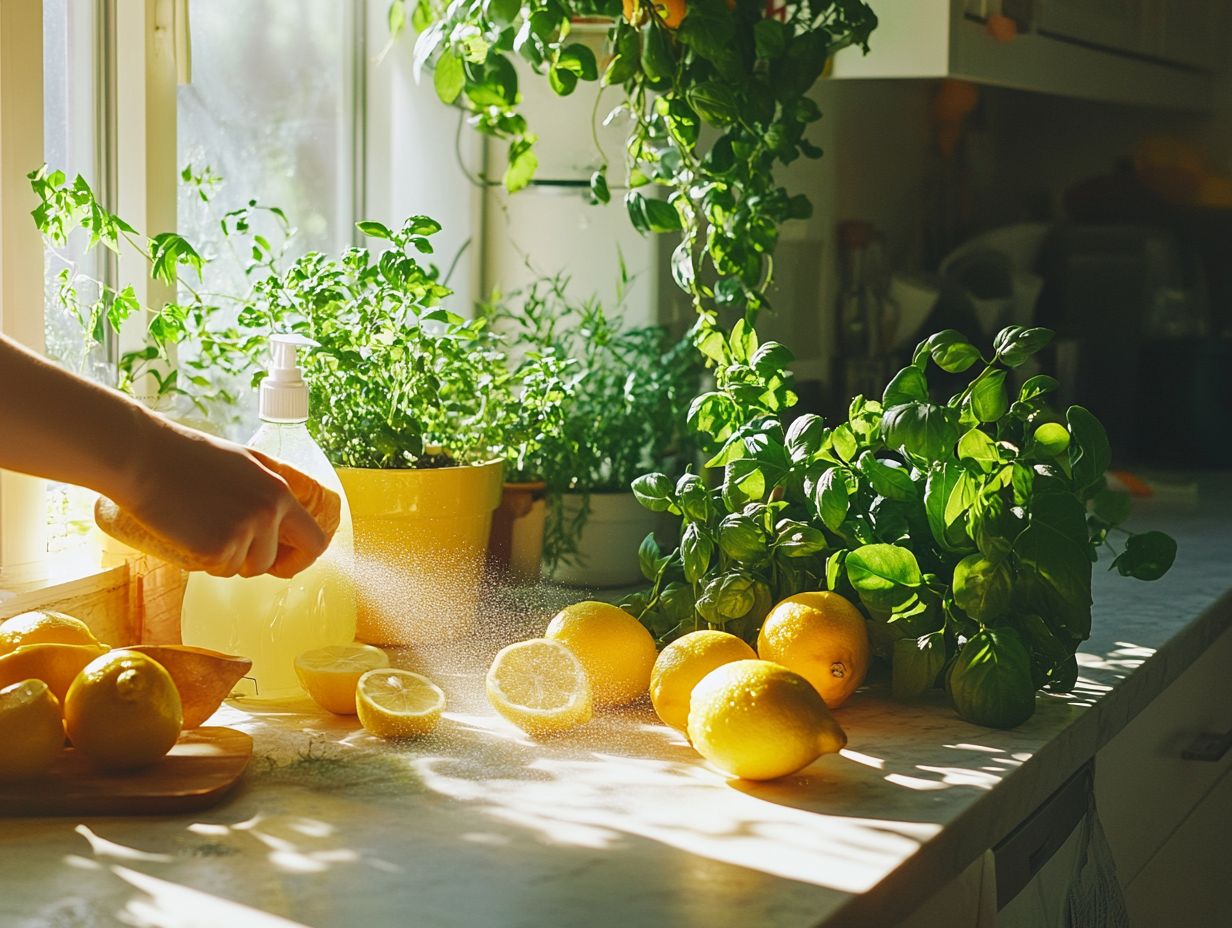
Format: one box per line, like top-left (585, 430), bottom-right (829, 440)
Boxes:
top-left (180, 335), bottom-right (357, 698)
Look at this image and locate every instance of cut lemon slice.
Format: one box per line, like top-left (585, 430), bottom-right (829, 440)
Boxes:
top-left (486, 638), bottom-right (592, 737)
top-left (295, 644), bottom-right (390, 715)
top-left (356, 669), bottom-right (445, 739)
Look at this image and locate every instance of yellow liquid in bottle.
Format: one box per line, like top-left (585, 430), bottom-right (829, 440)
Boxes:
top-left (180, 423), bottom-right (357, 699)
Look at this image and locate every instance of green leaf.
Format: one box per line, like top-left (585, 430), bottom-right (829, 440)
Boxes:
top-left (640, 22), bottom-right (675, 83)
top-left (969, 370), bottom-right (1008, 422)
top-left (1014, 491), bottom-right (1093, 640)
top-left (952, 553), bottom-right (1013, 622)
top-left (882, 402), bottom-right (958, 460)
top-left (774, 520), bottom-right (827, 558)
top-left (927, 330), bottom-right (982, 373)
top-left (639, 532), bottom-right (663, 582)
top-left (548, 64), bottom-right (579, 95)
top-left (1019, 375), bottom-right (1059, 402)
top-left (892, 631), bottom-right (946, 700)
top-left (1066, 405), bottom-right (1111, 494)
top-left (957, 427), bottom-right (1000, 470)
top-left (1111, 531), bottom-right (1177, 581)
top-left (814, 466), bottom-right (850, 532)
top-left (504, 142), bottom-right (538, 193)
top-left (825, 550), bottom-right (847, 591)
top-left (882, 365), bottom-right (929, 407)
top-left (589, 169), bottom-right (610, 205)
top-left (697, 573), bottom-right (756, 623)
top-left (681, 523), bottom-right (714, 583)
top-left (686, 81), bottom-right (739, 126)
top-left (717, 513), bottom-right (767, 562)
top-left (846, 544), bottom-right (922, 593)
top-left (433, 50), bottom-right (464, 105)
top-left (947, 628), bottom-right (1036, 729)
top-left (1034, 421), bottom-right (1070, 456)
top-left (857, 452), bottom-right (918, 502)
top-left (632, 472), bottom-right (675, 512)
top-left (356, 220), bottom-right (392, 240)
top-left (722, 458), bottom-right (767, 510)
top-left (753, 18), bottom-right (788, 59)
top-left (994, 325), bottom-right (1053, 367)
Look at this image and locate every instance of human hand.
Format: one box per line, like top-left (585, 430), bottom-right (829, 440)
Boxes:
top-left (108, 419), bottom-right (331, 579)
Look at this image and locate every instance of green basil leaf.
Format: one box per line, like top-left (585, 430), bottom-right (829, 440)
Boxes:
top-left (1111, 531), bottom-right (1177, 581)
top-left (892, 631), bottom-right (946, 700)
top-left (1019, 374), bottom-right (1059, 402)
top-left (928, 330), bottom-right (982, 373)
top-left (432, 50), bottom-right (464, 104)
top-left (681, 523), bottom-right (714, 583)
top-left (883, 402), bottom-right (959, 460)
top-left (947, 628), bottom-right (1036, 729)
top-left (957, 427), bottom-right (1000, 470)
top-left (969, 370), bottom-right (1008, 422)
top-left (952, 553), bottom-right (1013, 621)
top-left (774, 520), bottom-right (827, 558)
top-left (722, 458), bottom-right (767, 510)
top-left (1034, 421), bottom-right (1070, 456)
top-left (857, 452), bottom-right (918, 502)
top-left (632, 472), bottom-right (675, 512)
top-left (882, 365), bottom-right (929, 407)
top-left (814, 466), bottom-right (850, 532)
top-left (638, 531), bottom-right (663, 582)
top-left (718, 513), bottom-right (767, 562)
top-left (1014, 491), bottom-right (1093, 641)
top-left (825, 550), bottom-right (847, 591)
top-left (556, 43), bottom-right (598, 81)
top-left (785, 413), bottom-right (825, 463)
top-left (846, 543), bottom-right (922, 592)
top-left (1066, 405), bottom-right (1111, 494)
top-left (994, 325), bottom-right (1053, 367)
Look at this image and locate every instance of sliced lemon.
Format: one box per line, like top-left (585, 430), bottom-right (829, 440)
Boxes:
top-left (356, 669), bottom-right (445, 739)
top-left (295, 644), bottom-right (390, 715)
top-left (0, 679), bottom-right (65, 781)
top-left (486, 638), bottom-right (592, 737)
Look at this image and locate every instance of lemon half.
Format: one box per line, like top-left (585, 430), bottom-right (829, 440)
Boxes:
top-left (295, 644), bottom-right (390, 715)
top-left (356, 669), bottom-right (445, 740)
top-left (486, 638), bottom-right (592, 737)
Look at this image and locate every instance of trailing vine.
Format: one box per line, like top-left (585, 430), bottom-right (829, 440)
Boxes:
top-left (396, 0), bottom-right (876, 339)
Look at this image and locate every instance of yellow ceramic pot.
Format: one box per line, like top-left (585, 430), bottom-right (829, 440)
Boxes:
top-left (337, 460), bottom-right (504, 646)
top-left (487, 481), bottom-right (547, 584)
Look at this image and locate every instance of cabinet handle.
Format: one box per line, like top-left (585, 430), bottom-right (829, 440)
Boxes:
top-left (1182, 730), bottom-right (1232, 762)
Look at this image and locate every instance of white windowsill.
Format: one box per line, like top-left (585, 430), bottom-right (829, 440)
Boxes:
top-left (0, 553), bottom-right (128, 617)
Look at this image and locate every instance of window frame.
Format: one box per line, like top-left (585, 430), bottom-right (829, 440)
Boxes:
top-left (1, 0), bottom-right (482, 571)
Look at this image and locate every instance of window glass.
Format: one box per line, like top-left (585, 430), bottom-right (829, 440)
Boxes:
top-left (42, 0), bottom-right (102, 554)
top-left (175, 0), bottom-right (359, 437)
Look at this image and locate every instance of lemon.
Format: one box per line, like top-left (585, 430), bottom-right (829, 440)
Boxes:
top-left (295, 644), bottom-right (390, 715)
top-left (0, 610), bottom-right (102, 655)
top-left (757, 591), bottom-right (871, 708)
top-left (687, 660), bottom-right (847, 781)
top-left (0, 642), bottom-right (109, 707)
top-left (486, 638), bottom-right (592, 737)
top-left (545, 601), bottom-right (656, 707)
top-left (650, 630), bottom-right (756, 732)
top-left (0, 679), bottom-right (65, 781)
top-left (356, 669), bottom-right (445, 739)
top-left (64, 650), bottom-right (183, 771)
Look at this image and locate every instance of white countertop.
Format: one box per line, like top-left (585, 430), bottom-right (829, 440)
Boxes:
top-left (3, 478), bottom-right (1230, 928)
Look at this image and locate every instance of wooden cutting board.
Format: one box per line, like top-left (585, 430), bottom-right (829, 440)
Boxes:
top-left (0, 726), bottom-right (252, 817)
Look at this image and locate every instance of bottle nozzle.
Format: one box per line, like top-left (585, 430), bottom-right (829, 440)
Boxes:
top-left (261, 334), bottom-right (317, 422)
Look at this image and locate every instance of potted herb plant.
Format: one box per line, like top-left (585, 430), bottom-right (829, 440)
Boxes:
top-left (30, 167), bottom-right (572, 644)
top-left (478, 274), bottom-right (700, 586)
top-left (623, 321), bottom-right (1178, 729)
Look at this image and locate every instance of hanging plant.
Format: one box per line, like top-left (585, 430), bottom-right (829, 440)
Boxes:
top-left (394, 0), bottom-right (876, 340)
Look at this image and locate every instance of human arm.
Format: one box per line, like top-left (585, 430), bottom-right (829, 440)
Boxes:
top-left (0, 334), bottom-right (326, 578)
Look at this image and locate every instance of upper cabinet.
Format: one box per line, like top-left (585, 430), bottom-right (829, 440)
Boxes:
top-left (829, 0), bottom-right (1227, 111)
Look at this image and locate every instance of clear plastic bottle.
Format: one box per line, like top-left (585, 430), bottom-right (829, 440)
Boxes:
top-left (180, 336), bottom-right (357, 699)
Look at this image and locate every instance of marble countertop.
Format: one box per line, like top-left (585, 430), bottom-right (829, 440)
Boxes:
top-left (3, 476), bottom-right (1230, 928)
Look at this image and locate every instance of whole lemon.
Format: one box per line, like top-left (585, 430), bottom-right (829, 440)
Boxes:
top-left (0, 642), bottom-right (109, 707)
top-left (545, 601), bottom-right (657, 707)
top-left (64, 650), bottom-right (183, 771)
top-left (0, 679), bottom-right (65, 781)
top-left (687, 660), bottom-right (847, 781)
top-left (0, 610), bottom-right (102, 655)
top-left (650, 630), bottom-right (756, 732)
top-left (757, 591), bottom-right (871, 708)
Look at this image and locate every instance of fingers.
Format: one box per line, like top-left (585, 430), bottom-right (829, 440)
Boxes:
top-left (204, 529), bottom-right (252, 578)
top-left (267, 499), bottom-right (329, 579)
top-left (238, 523), bottom-right (280, 578)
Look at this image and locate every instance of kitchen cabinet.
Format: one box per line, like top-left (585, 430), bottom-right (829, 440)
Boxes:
top-left (829, 0), bottom-right (1222, 111)
top-left (1095, 622), bottom-right (1232, 925)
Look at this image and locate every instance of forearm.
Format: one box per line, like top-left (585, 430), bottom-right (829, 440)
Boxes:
top-left (0, 334), bottom-right (159, 505)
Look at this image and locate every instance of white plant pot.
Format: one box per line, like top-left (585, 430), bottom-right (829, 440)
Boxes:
top-left (548, 491), bottom-right (673, 589)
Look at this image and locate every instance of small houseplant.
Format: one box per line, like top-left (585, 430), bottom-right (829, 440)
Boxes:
top-left (477, 273), bottom-right (700, 585)
top-left (30, 167), bottom-right (573, 643)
